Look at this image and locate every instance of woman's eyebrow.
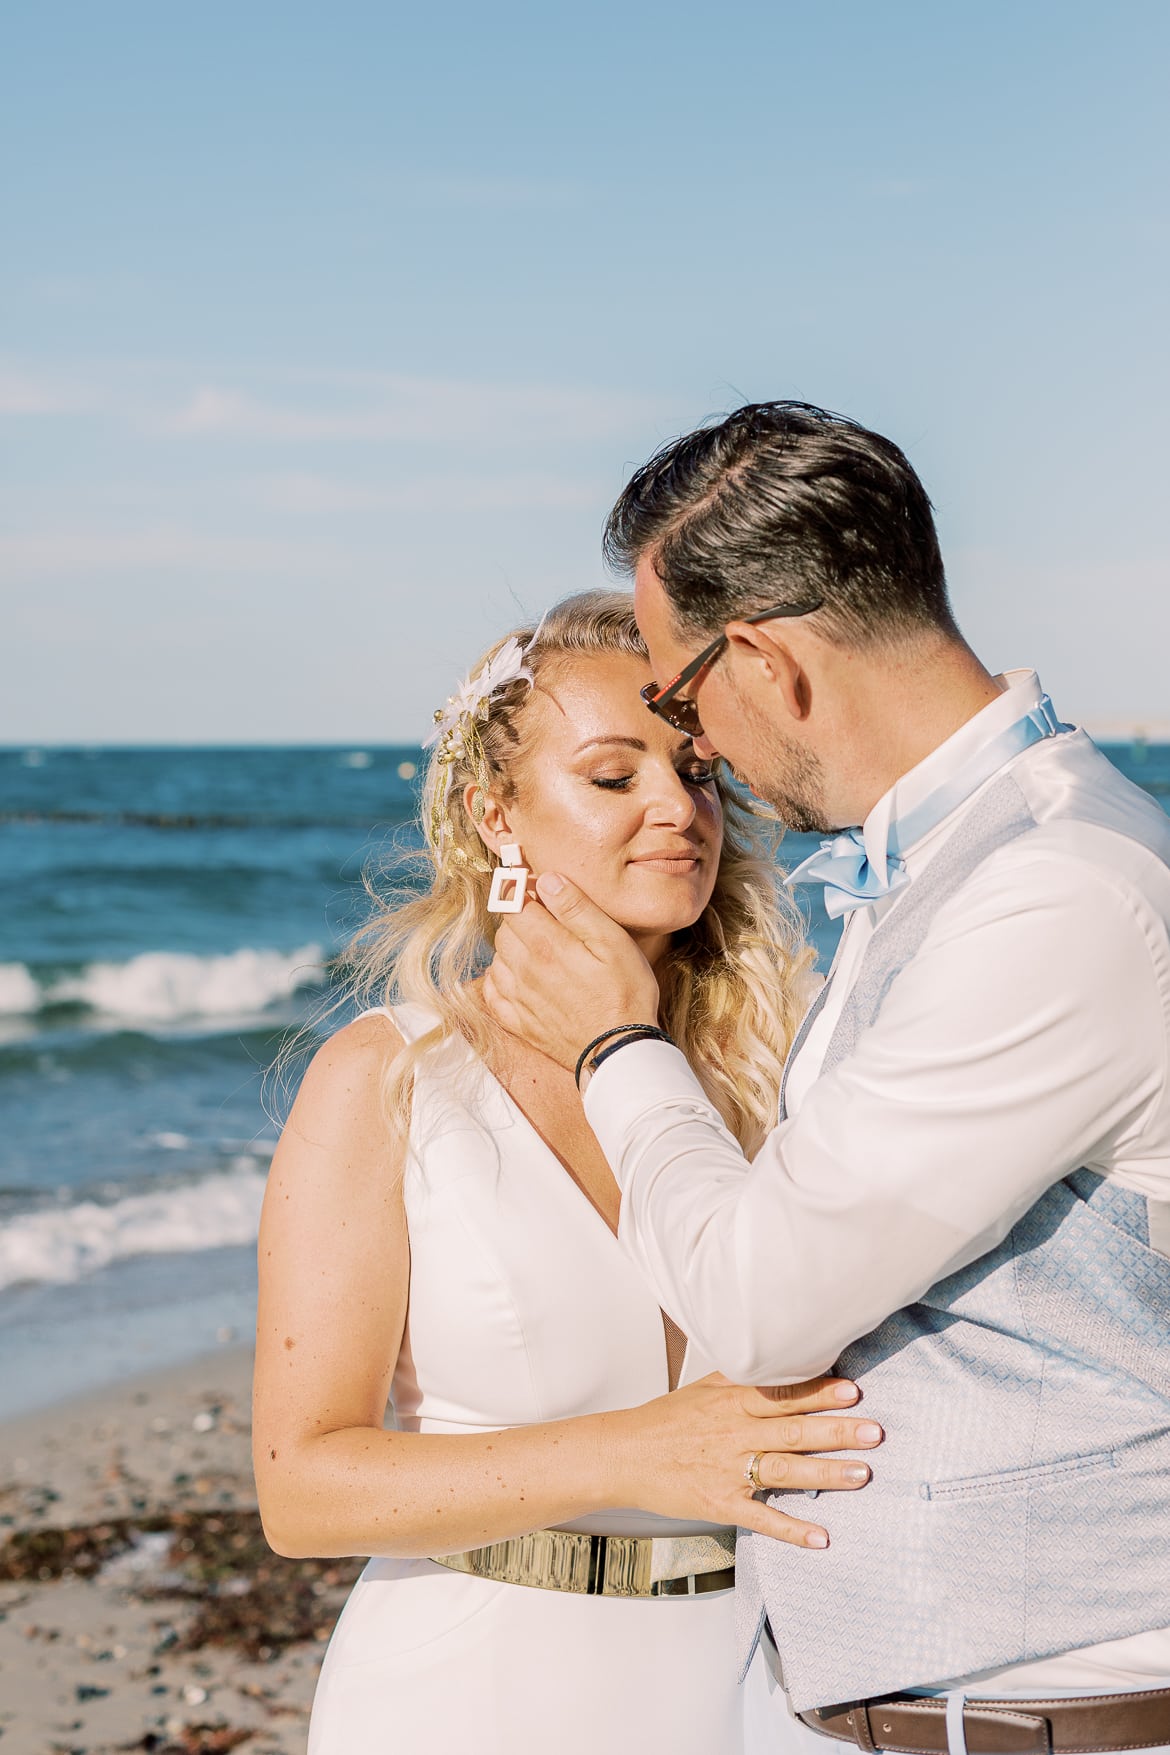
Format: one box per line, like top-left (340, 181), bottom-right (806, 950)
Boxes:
top-left (572, 735), bottom-right (648, 754)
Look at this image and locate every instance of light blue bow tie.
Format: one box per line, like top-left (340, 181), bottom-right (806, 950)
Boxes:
top-left (787, 694), bottom-right (1068, 919)
top-left (789, 827), bottom-right (910, 919)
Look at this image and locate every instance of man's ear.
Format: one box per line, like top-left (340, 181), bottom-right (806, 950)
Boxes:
top-left (725, 621), bottom-right (811, 721)
top-left (462, 784), bottom-right (515, 856)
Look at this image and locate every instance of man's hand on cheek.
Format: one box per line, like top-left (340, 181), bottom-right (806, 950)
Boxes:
top-left (483, 874), bottom-right (660, 1072)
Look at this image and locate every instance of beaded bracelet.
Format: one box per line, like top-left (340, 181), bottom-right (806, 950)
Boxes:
top-left (575, 1024), bottom-right (677, 1090)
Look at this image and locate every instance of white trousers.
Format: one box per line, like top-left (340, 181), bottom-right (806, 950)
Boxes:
top-left (741, 1642), bottom-right (818, 1752)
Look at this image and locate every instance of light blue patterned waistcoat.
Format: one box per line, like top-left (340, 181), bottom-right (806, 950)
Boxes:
top-left (735, 764), bottom-right (1170, 1713)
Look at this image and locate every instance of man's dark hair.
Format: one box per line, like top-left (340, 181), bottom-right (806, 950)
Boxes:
top-left (604, 400), bottom-right (957, 649)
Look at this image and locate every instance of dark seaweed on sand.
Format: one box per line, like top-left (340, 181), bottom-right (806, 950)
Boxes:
top-left (0, 1507), bottom-right (362, 1660)
top-left (118, 1729), bottom-right (255, 1752)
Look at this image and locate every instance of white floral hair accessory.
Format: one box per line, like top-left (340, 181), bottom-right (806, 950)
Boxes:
top-left (423, 635), bottom-right (536, 757)
top-left (424, 629), bottom-right (540, 868)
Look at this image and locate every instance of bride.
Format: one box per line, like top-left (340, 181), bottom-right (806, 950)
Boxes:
top-left (252, 591), bottom-right (882, 1754)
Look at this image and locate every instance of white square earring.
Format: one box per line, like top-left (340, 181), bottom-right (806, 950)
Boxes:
top-left (487, 844), bottom-right (529, 914)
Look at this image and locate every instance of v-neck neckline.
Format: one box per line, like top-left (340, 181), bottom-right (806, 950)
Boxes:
top-left (474, 1043), bottom-right (623, 1243)
top-left (384, 1001), bottom-right (689, 1392)
top-left (454, 1021), bottom-right (689, 1393)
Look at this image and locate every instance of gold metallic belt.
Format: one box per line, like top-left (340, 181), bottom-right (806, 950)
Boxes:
top-left (432, 1527), bottom-right (736, 1598)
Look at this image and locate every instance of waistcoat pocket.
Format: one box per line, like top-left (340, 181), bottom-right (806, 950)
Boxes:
top-left (922, 1447), bottom-right (1117, 1502)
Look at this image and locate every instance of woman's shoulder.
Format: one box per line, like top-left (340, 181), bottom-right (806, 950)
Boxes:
top-left (264, 1011), bottom-right (413, 1210)
top-left (330, 1007), bottom-right (409, 1060)
top-left (290, 1011), bottom-right (408, 1141)
top-left (292, 1000), bottom-right (457, 1129)
top-left (353, 999), bottom-right (441, 1046)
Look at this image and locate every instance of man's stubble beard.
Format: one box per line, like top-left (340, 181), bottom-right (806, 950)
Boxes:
top-left (733, 697), bottom-right (833, 835)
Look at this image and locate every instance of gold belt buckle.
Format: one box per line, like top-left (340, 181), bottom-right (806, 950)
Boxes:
top-left (432, 1527), bottom-right (736, 1597)
top-left (593, 1534), bottom-right (653, 1596)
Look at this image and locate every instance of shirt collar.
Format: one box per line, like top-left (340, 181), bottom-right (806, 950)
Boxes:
top-left (861, 668), bottom-right (1046, 874)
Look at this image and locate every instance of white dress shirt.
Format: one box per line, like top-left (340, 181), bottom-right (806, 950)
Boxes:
top-left (584, 669), bottom-right (1170, 1691)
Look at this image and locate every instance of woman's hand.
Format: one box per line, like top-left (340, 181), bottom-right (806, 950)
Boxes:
top-left (604, 1372), bottom-right (881, 1549)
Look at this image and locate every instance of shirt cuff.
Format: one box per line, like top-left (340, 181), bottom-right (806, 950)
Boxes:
top-left (582, 1038), bottom-right (712, 1190)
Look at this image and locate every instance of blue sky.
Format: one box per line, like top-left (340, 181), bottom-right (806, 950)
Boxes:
top-left (3, 0), bottom-right (1167, 742)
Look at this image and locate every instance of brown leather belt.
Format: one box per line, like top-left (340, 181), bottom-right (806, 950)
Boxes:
top-left (799, 1687), bottom-right (1170, 1753)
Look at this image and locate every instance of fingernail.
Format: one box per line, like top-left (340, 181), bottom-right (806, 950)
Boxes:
top-left (805, 1530), bottom-right (829, 1549)
top-left (857, 1422), bottom-right (883, 1444)
top-left (833, 1383), bottom-right (860, 1402)
top-left (843, 1464), bottom-right (870, 1483)
top-left (537, 872), bottom-right (565, 899)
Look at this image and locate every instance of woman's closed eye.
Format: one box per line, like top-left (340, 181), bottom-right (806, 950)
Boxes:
top-left (590, 765), bottom-right (715, 793)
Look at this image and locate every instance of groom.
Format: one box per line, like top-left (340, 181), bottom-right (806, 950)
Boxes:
top-left (485, 403), bottom-right (1170, 1750)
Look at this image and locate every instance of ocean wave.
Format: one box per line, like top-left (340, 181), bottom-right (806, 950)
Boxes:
top-left (0, 964), bottom-right (40, 1015)
top-left (0, 944), bottom-right (326, 1023)
top-left (0, 1165), bottom-right (268, 1293)
top-left (0, 1024), bottom-right (296, 1086)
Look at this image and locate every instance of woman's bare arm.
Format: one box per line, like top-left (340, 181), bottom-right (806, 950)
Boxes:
top-left (253, 1014), bottom-right (881, 1560)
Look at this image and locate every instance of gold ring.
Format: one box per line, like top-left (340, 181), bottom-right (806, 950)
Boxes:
top-left (745, 1451), bottom-right (765, 1491)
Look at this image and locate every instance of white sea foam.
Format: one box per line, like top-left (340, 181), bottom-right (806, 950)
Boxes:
top-left (0, 1165), bottom-right (269, 1293)
top-left (0, 964), bottom-right (41, 1014)
top-left (0, 944), bottom-right (325, 1023)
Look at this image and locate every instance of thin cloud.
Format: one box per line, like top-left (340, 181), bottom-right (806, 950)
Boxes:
top-left (169, 374), bottom-right (667, 446)
top-left (0, 527), bottom-right (340, 579)
top-left (0, 358), bottom-right (671, 450)
top-left (250, 470), bottom-right (600, 514)
top-left (0, 368), bottom-right (97, 417)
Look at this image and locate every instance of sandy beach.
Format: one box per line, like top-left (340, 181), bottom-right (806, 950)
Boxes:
top-left (0, 1347), bottom-right (357, 1755)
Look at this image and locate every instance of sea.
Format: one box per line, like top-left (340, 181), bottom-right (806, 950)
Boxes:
top-left (1, 740), bottom-right (1167, 1420)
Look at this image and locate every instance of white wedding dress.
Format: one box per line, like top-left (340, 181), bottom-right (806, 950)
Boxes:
top-left (306, 1003), bottom-right (749, 1754)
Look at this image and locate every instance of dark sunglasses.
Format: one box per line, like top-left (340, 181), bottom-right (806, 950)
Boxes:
top-left (641, 599), bottom-right (825, 738)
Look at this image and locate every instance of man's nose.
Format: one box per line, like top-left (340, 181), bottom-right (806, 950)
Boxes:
top-left (693, 732), bottom-right (718, 761)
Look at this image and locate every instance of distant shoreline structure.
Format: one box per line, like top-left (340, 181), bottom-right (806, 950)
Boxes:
top-left (1081, 717), bottom-right (1170, 743)
top-left (2, 726), bottom-right (1170, 750)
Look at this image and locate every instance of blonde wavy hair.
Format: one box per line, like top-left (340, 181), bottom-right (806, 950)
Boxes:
top-left (347, 590), bottom-right (813, 1159)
